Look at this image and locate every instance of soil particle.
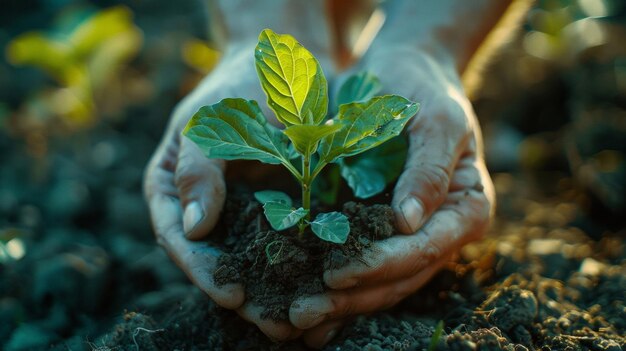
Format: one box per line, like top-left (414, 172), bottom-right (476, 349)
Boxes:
top-left (444, 327), bottom-right (529, 351)
top-left (323, 315), bottom-right (434, 351)
top-left (325, 202), bottom-right (397, 270)
top-left (480, 286), bottom-right (538, 331)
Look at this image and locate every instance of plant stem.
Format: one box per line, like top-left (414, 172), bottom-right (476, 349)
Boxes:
top-left (298, 153), bottom-right (312, 237)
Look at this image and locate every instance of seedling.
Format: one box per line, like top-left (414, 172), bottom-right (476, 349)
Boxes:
top-left (184, 29), bottom-right (419, 244)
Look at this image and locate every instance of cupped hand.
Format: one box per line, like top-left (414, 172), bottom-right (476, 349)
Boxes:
top-left (289, 46), bottom-right (496, 347)
top-left (143, 45), bottom-right (259, 310)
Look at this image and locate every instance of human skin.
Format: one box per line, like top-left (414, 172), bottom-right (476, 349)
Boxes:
top-left (144, 0), bottom-right (517, 347)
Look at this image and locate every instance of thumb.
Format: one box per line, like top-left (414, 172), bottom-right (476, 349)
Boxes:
top-left (392, 119), bottom-right (465, 234)
top-left (175, 136), bottom-right (226, 240)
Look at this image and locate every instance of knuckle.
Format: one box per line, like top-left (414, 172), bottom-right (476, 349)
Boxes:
top-left (173, 170), bottom-right (192, 192)
top-left (155, 220), bottom-right (178, 244)
top-left (418, 163), bottom-right (451, 201)
top-left (341, 301), bottom-right (357, 317)
top-left (424, 240), bottom-right (444, 262)
top-left (213, 176), bottom-right (227, 198)
top-left (406, 255), bottom-right (430, 278)
top-left (419, 227), bottom-right (445, 262)
top-left (174, 160), bottom-right (201, 189)
top-left (332, 295), bottom-right (355, 318)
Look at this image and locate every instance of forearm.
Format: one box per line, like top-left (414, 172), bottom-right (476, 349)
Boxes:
top-left (369, 0), bottom-right (523, 73)
top-left (208, 0), bottom-right (330, 57)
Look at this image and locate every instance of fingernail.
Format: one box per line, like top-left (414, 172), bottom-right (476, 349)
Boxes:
top-left (302, 295), bottom-right (334, 315)
top-left (323, 328), bottom-right (339, 345)
top-left (399, 196), bottom-right (423, 233)
top-left (183, 201), bottom-right (203, 236)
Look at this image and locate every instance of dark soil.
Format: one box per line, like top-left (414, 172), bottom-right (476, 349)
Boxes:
top-left (212, 193), bottom-right (397, 321)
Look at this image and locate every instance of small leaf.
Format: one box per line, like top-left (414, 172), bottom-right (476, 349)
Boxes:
top-left (336, 71), bottom-right (382, 107)
top-left (255, 29), bottom-right (328, 126)
top-left (263, 202), bottom-right (308, 231)
top-left (341, 136), bottom-right (408, 199)
top-left (283, 121), bottom-right (342, 156)
top-left (265, 240), bottom-right (284, 265)
top-left (183, 98), bottom-right (292, 165)
top-left (310, 212), bottom-right (350, 244)
top-left (6, 33), bottom-right (73, 84)
top-left (428, 321), bottom-right (445, 351)
top-left (254, 190), bottom-right (292, 206)
top-left (340, 161), bottom-right (386, 199)
top-left (319, 95), bottom-right (419, 163)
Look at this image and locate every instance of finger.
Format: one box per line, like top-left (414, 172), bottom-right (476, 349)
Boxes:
top-left (303, 319), bottom-right (346, 349)
top-left (144, 142), bottom-right (243, 309)
top-left (325, 155), bottom-right (492, 289)
top-left (175, 137), bottom-right (226, 240)
top-left (237, 303), bottom-right (302, 341)
top-left (292, 253), bottom-right (449, 329)
top-left (392, 104), bottom-right (470, 234)
top-left (146, 191), bottom-right (244, 309)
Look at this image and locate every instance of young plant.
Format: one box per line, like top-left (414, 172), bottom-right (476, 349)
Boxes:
top-left (183, 29), bottom-right (419, 244)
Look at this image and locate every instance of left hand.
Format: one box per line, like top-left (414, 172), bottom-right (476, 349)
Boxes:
top-left (289, 46), bottom-right (496, 348)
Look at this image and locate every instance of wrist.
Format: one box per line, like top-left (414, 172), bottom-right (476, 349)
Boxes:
top-left (364, 0), bottom-right (513, 74)
top-left (362, 44), bottom-right (463, 90)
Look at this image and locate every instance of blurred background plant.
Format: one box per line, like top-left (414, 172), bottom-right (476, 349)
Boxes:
top-left (0, 2), bottom-right (221, 348)
top-left (5, 6), bottom-right (143, 158)
top-left (472, 0), bottom-right (626, 226)
top-left (1, 2), bottom-right (219, 161)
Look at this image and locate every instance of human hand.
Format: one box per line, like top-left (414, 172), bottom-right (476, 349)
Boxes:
top-left (289, 46), bottom-right (496, 347)
top-left (143, 44), bottom-right (260, 313)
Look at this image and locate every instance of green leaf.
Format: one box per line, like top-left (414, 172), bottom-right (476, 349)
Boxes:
top-left (263, 201), bottom-right (308, 231)
top-left (183, 98), bottom-right (291, 165)
top-left (255, 29), bottom-right (328, 126)
top-left (254, 190), bottom-right (292, 206)
top-left (336, 71), bottom-right (382, 107)
top-left (428, 321), bottom-right (445, 351)
top-left (340, 162), bottom-right (386, 199)
top-left (341, 136), bottom-right (408, 198)
top-left (283, 121), bottom-right (342, 156)
top-left (319, 95), bottom-right (419, 163)
top-left (314, 163), bottom-right (341, 205)
top-left (310, 212), bottom-right (350, 244)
